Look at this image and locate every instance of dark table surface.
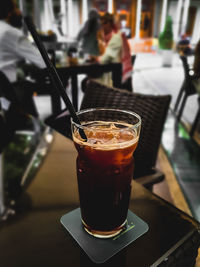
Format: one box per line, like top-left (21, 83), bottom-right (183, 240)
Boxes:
top-left (24, 60), bottom-right (122, 114)
top-left (0, 133), bottom-right (200, 267)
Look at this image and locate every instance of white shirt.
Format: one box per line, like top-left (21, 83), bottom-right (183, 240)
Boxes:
top-left (96, 31), bottom-right (122, 87)
top-left (100, 31), bottom-right (122, 64)
top-left (0, 20), bottom-right (45, 83)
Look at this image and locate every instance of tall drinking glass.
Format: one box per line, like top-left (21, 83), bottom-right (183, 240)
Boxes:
top-left (71, 108), bottom-right (141, 238)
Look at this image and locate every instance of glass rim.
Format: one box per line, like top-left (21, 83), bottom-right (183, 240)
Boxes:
top-left (71, 108), bottom-right (141, 131)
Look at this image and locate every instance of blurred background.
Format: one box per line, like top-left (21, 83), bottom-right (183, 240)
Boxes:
top-left (18, 0), bottom-right (200, 52)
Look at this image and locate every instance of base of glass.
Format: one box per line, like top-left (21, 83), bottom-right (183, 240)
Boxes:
top-left (82, 219), bottom-right (127, 239)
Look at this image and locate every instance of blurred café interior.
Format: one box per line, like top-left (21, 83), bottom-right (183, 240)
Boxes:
top-left (1, 0), bottom-right (200, 266)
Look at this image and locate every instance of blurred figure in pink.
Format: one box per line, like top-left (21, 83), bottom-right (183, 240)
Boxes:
top-left (97, 13), bottom-right (132, 88)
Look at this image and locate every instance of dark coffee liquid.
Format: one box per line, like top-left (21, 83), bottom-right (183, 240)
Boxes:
top-left (73, 122), bottom-right (138, 232)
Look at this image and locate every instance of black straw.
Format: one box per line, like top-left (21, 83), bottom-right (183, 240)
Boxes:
top-left (23, 16), bottom-right (87, 141)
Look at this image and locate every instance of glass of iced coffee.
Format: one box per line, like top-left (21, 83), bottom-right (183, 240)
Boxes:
top-left (71, 108), bottom-right (141, 238)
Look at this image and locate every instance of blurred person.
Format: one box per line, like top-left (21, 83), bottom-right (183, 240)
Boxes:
top-left (77, 8), bottom-right (102, 61)
top-left (0, 0), bottom-right (45, 82)
top-left (78, 9), bottom-right (105, 91)
top-left (96, 12), bottom-right (132, 87)
top-left (0, 0), bottom-right (45, 117)
top-left (177, 34), bottom-right (193, 56)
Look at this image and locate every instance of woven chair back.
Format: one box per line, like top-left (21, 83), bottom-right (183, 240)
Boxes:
top-left (81, 80), bottom-right (171, 178)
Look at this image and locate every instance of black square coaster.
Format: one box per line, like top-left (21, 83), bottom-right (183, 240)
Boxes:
top-left (60, 208), bottom-right (149, 264)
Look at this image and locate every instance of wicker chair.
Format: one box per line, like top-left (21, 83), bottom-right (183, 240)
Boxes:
top-left (45, 80), bottom-right (171, 190)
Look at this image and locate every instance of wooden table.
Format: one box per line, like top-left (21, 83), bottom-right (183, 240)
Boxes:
top-left (0, 133), bottom-right (199, 267)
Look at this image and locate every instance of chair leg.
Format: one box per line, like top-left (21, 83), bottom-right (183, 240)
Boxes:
top-left (174, 85), bottom-right (184, 112)
top-left (0, 153), bottom-right (6, 217)
top-left (190, 97), bottom-right (200, 137)
top-left (177, 93), bottom-right (188, 121)
top-left (0, 153), bottom-right (15, 221)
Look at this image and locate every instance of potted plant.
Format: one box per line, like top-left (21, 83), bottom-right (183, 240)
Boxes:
top-left (158, 15), bottom-right (174, 67)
